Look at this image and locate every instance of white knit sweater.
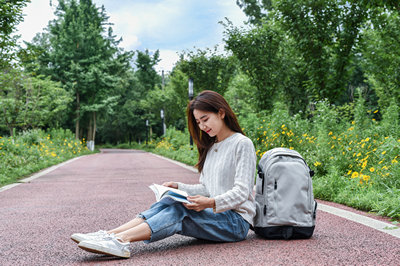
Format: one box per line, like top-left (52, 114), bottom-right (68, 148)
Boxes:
top-left (178, 133), bottom-right (256, 225)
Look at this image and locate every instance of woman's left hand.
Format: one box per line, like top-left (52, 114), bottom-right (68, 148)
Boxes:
top-left (184, 195), bottom-right (215, 212)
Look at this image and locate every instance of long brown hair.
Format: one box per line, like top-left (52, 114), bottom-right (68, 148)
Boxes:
top-left (187, 90), bottom-right (244, 173)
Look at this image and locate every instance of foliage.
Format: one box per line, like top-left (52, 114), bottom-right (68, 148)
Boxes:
top-left (361, 10), bottom-right (400, 109)
top-left (228, 0), bottom-right (400, 113)
top-left (176, 47), bottom-right (237, 97)
top-left (145, 127), bottom-right (198, 167)
top-left (223, 18), bottom-right (308, 112)
top-left (0, 128), bottom-right (93, 186)
top-left (96, 50), bottom-right (162, 144)
top-left (27, 0), bottom-right (133, 140)
top-left (0, 0), bottom-right (28, 70)
top-left (223, 72), bottom-right (258, 117)
top-left (0, 70), bottom-right (72, 135)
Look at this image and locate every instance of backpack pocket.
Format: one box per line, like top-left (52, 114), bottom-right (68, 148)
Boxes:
top-left (254, 193), bottom-right (267, 227)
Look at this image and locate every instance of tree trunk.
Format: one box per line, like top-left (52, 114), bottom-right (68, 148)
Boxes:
top-left (75, 91), bottom-right (80, 139)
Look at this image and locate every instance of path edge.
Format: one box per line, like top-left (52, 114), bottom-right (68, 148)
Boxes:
top-left (0, 155), bottom-right (88, 193)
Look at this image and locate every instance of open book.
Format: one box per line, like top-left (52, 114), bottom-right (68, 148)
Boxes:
top-left (149, 184), bottom-right (190, 204)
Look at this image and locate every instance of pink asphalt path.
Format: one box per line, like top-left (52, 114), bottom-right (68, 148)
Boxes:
top-left (0, 149), bottom-right (399, 265)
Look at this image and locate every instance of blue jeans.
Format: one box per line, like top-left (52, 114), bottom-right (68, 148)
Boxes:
top-left (138, 201), bottom-right (250, 243)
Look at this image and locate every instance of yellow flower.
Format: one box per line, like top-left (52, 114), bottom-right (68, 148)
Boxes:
top-left (351, 172), bottom-right (359, 178)
top-left (314, 161), bottom-right (322, 167)
top-left (382, 151), bottom-right (386, 155)
top-left (329, 131), bottom-right (333, 135)
top-left (373, 110), bottom-right (379, 113)
top-left (365, 137), bottom-right (370, 142)
top-left (369, 167), bottom-right (375, 172)
top-left (347, 170), bottom-right (352, 175)
top-left (351, 121), bottom-right (355, 125)
top-left (362, 174), bottom-right (370, 182)
top-left (281, 124), bottom-right (286, 129)
top-left (392, 159), bottom-right (399, 164)
top-left (362, 161), bottom-right (367, 168)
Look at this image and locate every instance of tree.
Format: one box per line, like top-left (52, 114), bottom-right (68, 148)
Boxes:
top-left (234, 0), bottom-right (400, 108)
top-left (0, 69), bottom-right (72, 136)
top-left (176, 47), bottom-right (237, 97)
top-left (0, 0), bottom-right (28, 70)
top-left (28, 0), bottom-right (133, 142)
top-left (135, 49), bottom-right (161, 92)
top-left (361, 9), bottom-right (400, 109)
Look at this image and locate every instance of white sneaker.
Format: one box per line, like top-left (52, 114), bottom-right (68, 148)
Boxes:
top-left (78, 235), bottom-right (131, 258)
top-left (71, 230), bottom-right (111, 244)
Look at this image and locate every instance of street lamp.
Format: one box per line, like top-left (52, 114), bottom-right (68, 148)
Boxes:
top-left (188, 78), bottom-right (194, 100)
top-left (160, 109), bottom-right (166, 136)
top-left (146, 119), bottom-right (149, 144)
top-left (188, 78), bottom-right (194, 146)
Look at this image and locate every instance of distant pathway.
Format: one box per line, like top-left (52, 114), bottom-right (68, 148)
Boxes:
top-left (0, 149), bottom-right (399, 265)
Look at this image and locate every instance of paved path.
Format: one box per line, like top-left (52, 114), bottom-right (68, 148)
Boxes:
top-left (0, 149), bottom-right (399, 265)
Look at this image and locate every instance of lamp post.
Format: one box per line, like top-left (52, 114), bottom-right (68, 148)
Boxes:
top-left (161, 70), bottom-right (166, 136)
top-left (146, 119), bottom-right (149, 145)
top-left (188, 78), bottom-right (194, 146)
top-left (160, 109), bottom-right (166, 136)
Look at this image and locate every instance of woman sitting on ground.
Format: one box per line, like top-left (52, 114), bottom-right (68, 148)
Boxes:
top-left (71, 90), bottom-right (256, 258)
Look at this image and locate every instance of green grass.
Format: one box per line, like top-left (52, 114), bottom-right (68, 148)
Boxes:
top-left (0, 128), bottom-right (94, 187)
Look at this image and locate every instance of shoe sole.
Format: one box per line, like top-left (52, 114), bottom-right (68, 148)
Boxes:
top-left (78, 242), bottom-right (130, 258)
top-left (71, 236), bottom-right (81, 244)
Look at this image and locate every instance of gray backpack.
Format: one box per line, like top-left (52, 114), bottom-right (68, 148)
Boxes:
top-left (253, 148), bottom-right (317, 239)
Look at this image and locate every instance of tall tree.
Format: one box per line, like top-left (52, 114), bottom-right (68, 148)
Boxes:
top-left (176, 47), bottom-right (237, 97)
top-left (361, 9), bottom-right (400, 109)
top-left (0, 0), bottom-right (27, 70)
top-left (28, 0), bottom-right (132, 142)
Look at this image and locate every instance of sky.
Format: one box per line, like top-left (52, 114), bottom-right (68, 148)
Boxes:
top-left (16, 0), bottom-right (247, 73)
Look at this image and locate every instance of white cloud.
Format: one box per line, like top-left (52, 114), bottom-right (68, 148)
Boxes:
top-left (16, 0), bottom-right (57, 44)
top-left (155, 49), bottom-right (180, 73)
top-left (100, 0), bottom-right (188, 51)
top-left (16, 0), bottom-right (247, 71)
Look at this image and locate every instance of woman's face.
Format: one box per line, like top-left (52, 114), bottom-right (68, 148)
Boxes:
top-left (193, 109), bottom-right (225, 138)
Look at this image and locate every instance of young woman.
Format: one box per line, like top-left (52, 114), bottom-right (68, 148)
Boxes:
top-left (72, 90), bottom-right (256, 258)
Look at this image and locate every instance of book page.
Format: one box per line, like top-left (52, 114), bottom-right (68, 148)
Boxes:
top-left (149, 184), bottom-right (189, 203)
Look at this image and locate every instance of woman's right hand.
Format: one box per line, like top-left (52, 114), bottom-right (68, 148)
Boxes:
top-left (162, 181), bottom-right (178, 189)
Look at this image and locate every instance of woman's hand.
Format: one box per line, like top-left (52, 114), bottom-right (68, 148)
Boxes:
top-left (162, 181), bottom-right (178, 189)
top-left (184, 195), bottom-right (215, 212)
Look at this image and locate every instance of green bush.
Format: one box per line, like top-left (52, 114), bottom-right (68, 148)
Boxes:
top-left (0, 128), bottom-right (93, 186)
top-left (144, 100), bottom-right (400, 219)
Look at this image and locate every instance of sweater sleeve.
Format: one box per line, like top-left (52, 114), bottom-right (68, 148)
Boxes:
top-left (176, 172), bottom-right (210, 196)
top-left (213, 138), bottom-right (256, 213)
